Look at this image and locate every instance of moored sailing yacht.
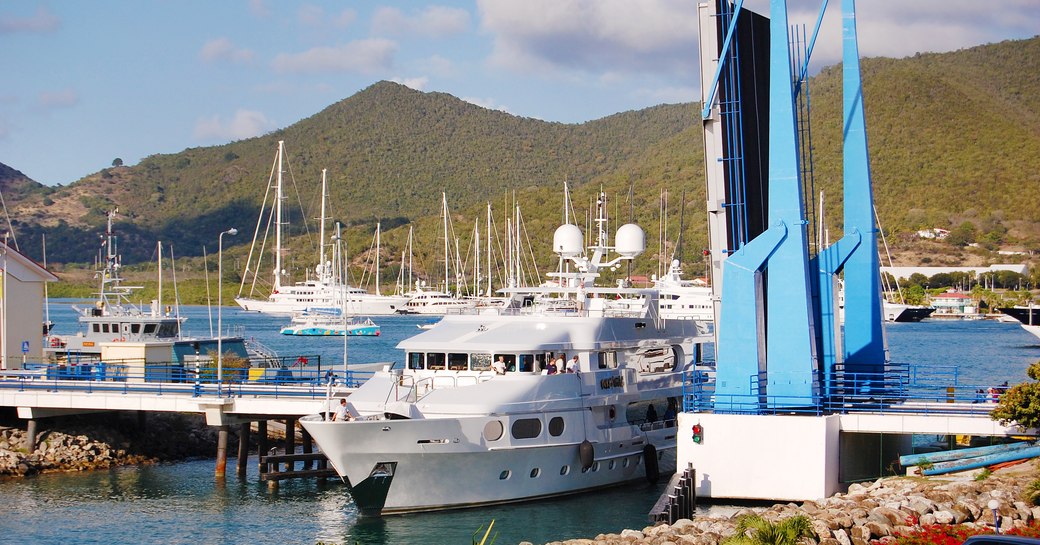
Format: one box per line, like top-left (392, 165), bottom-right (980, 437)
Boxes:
top-left (235, 143), bottom-right (407, 315)
top-left (300, 193), bottom-right (713, 515)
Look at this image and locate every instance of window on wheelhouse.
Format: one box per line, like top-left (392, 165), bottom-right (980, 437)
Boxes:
top-left (471, 353), bottom-right (491, 371)
top-left (143, 324), bottom-right (157, 334)
top-left (494, 354), bottom-right (516, 372)
top-left (518, 354), bottom-right (535, 373)
top-left (92, 324), bottom-right (101, 333)
top-left (448, 353), bottom-right (468, 371)
top-left (598, 351), bottom-right (618, 369)
top-left (102, 324), bottom-right (110, 334)
top-left (427, 353), bottom-right (446, 370)
top-left (407, 352), bottom-right (425, 370)
top-left (157, 322), bottom-right (179, 338)
top-left (534, 353), bottom-right (547, 373)
top-left (130, 324), bottom-right (141, 334)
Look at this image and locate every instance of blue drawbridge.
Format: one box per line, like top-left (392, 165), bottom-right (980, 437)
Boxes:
top-left (698, 0), bottom-right (886, 413)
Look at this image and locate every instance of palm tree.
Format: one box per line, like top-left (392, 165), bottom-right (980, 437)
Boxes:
top-left (722, 514), bottom-right (816, 545)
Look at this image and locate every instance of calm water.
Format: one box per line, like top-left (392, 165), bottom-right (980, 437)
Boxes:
top-left (2, 304), bottom-right (1037, 545)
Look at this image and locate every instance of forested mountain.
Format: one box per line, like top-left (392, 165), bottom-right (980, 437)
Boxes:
top-left (1, 35), bottom-right (1037, 286)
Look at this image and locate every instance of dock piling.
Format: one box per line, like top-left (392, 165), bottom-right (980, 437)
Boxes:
top-left (215, 425), bottom-right (228, 478)
top-left (237, 422), bottom-right (250, 478)
top-left (301, 427), bottom-right (313, 470)
top-left (25, 419), bottom-right (37, 452)
top-left (283, 418), bottom-right (296, 471)
top-left (256, 420), bottom-right (268, 475)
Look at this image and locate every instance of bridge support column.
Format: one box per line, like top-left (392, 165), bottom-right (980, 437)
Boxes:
top-left (301, 427), bottom-right (313, 470)
top-left (237, 422), bottom-right (250, 478)
top-left (25, 419), bottom-right (38, 452)
top-left (215, 425), bottom-right (229, 478)
top-left (283, 418), bottom-right (296, 472)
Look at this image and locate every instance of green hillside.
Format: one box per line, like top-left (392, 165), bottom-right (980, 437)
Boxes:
top-left (1, 35), bottom-right (1038, 290)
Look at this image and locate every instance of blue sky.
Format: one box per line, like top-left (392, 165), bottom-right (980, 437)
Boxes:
top-left (1, 1), bottom-right (1037, 186)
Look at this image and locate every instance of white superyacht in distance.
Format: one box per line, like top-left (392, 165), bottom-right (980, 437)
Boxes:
top-left (301, 194), bottom-right (713, 515)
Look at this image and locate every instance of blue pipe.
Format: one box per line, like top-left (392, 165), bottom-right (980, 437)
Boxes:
top-left (921, 446), bottom-right (1040, 476)
top-left (900, 441), bottom-right (1037, 467)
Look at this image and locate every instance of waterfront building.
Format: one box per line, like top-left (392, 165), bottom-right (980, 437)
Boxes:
top-left (0, 240), bottom-right (58, 369)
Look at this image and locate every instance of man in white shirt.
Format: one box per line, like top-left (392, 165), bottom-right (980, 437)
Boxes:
top-left (333, 398), bottom-right (351, 421)
top-left (492, 356), bottom-right (507, 375)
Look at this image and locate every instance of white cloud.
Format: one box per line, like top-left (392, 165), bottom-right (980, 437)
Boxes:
top-left (391, 77), bottom-right (429, 91)
top-left (272, 39), bottom-right (397, 74)
top-left (199, 38), bottom-right (255, 64)
top-left (193, 109), bottom-right (275, 141)
top-left (299, 5), bottom-right (356, 29)
top-left (0, 7), bottom-right (59, 33)
top-left (373, 6), bottom-right (470, 38)
top-left (248, 0), bottom-right (270, 18)
top-left (461, 96), bottom-right (511, 114)
top-left (37, 89), bottom-right (78, 109)
top-left (477, 0), bottom-right (698, 77)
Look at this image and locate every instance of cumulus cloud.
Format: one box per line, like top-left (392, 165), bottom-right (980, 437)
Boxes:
top-left (193, 109), bottom-right (275, 141)
top-left (0, 7), bottom-right (59, 33)
top-left (299, 4), bottom-right (356, 28)
top-left (272, 39), bottom-right (397, 74)
top-left (477, 0), bottom-right (698, 77)
top-left (37, 89), bottom-right (78, 109)
top-left (372, 5), bottom-right (470, 38)
top-left (199, 37), bottom-right (255, 64)
top-left (462, 96), bottom-right (511, 114)
top-left (391, 77), bottom-right (429, 91)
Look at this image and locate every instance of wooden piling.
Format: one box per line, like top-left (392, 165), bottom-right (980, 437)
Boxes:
top-left (283, 418), bottom-right (296, 472)
top-left (237, 422), bottom-right (250, 478)
top-left (301, 427), bottom-right (313, 470)
top-left (215, 425), bottom-right (229, 478)
top-left (256, 419), bottom-right (268, 475)
top-left (25, 419), bottom-right (37, 452)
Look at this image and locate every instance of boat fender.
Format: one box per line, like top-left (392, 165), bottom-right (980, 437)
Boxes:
top-left (643, 444), bottom-right (660, 484)
top-left (579, 440), bottom-right (594, 470)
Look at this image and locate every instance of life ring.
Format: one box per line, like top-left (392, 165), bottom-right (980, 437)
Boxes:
top-left (50, 337), bottom-right (61, 347)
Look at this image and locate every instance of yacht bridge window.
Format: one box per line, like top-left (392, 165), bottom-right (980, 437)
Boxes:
top-left (427, 353), bottom-right (446, 370)
top-left (448, 353), bottom-right (468, 371)
top-left (493, 354), bottom-right (516, 372)
top-left (471, 353), bottom-right (491, 371)
top-left (407, 352), bottom-right (425, 370)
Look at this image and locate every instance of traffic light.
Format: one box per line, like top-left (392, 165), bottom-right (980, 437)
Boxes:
top-left (692, 423), bottom-right (703, 444)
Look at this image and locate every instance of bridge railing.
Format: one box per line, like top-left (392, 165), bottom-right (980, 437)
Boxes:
top-left (0, 360), bottom-right (376, 399)
top-left (682, 362), bottom-right (1006, 417)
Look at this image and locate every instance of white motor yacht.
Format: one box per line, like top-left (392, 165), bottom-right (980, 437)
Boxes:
top-left (301, 193), bottom-right (713, 515)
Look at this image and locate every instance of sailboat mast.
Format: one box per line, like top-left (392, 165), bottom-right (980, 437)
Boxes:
top-left (486, 203), bottom-right (492, 297)
top-left (274, 140), bottom-right (285, 291)
top-left (375, 222), bottom-right (381, 295)
top-left (319, 168), bottom-right (327, 278)
top-left (474, 218), bottom-right (480, 297)
top-left (442, 193), bottom-right (449, 293)
top-left (157, 241), bottom-right (163, 317)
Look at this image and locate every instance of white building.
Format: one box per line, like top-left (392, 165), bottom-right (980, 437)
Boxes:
top-left (0, 241), bottom-right (58, 369)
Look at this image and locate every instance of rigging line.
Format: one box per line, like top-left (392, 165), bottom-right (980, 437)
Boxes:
top-left (239, 150), bottom-right (279, 296)
top-left (0, 184), bottom-right (17, 250)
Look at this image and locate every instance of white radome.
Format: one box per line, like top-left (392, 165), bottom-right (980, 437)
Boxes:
top-left (553, 224), bottom-right (584, 257)
top-left (615, 223), bottom-right (646, 258)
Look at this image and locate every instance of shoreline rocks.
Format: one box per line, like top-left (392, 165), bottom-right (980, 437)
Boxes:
top-left (526, 465), bottom-right (1040, 545)
top-left (0, 413), bottom-right (221, 477)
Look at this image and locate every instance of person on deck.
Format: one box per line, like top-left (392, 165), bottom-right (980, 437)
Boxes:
top-left (332, 398), bottom-right (352, 421)
top-left (492, 356), bottom-right (507, 375)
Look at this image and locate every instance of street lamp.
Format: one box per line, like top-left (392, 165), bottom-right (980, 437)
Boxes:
top-left (217, 228), bottom-right (238, 391)
top-left (987, 498), bottom-right (1001, 534)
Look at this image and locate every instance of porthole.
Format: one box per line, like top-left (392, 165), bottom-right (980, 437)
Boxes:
top-left (560, 465), bottom-right (570, 476)
top-left (511, 418), bottom-right (542, 440)
top-left (581, 466), bottom-right (590, 474)
top-left (548, 416), bottom-right (565, 437)
top-left (608, 460), bottom-right (616, 470)
top-left (483, 420), bottom-right (504, 441)
top-left (530, 468), bottom-right (540, 478)
top-left (592, 462), bottom-right (600, 472)
top-left (499, 470), bottom-right (511, 480)
top-left (622, 458), bottom-right (630, 468)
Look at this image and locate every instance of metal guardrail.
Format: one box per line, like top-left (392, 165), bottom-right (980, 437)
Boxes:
top-left (0, 361), bottom-right (375, 400)
top-left (681, 362), bottom-right (1006, 417)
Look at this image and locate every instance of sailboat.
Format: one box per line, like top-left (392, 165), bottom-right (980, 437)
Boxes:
top-left (234, 142), bottom-right (408, 316)
top-left (400, 193), bottom-right (476, 315)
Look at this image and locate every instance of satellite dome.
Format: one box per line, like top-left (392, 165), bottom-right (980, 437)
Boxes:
top-left (615, 224), bottom-right (645, 258)
top-left (553, 224), bottom-right (583, 257)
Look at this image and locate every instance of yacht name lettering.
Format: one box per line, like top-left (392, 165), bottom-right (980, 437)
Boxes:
top-left (599, 375), bottom-right (624, 389)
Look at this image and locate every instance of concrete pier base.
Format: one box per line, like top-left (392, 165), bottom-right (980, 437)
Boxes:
top-left (215, 425), bottom-right (229, 478)
top-left (237, 422), bottom-right (250, 478)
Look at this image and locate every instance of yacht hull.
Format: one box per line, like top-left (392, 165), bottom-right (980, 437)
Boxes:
top-left (301, 415), bottom-right (676, 515)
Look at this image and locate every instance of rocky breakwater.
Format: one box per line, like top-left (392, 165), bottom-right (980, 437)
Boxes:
top-left (0, 413), bottom-right (220, 477)
top-left (527, 465), bottom-right (1040, 545)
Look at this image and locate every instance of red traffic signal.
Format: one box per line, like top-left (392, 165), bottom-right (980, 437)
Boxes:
top-left (692, 423), bottom-right (703, 444)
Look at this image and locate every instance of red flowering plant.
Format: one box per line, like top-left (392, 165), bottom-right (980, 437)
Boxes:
top-left (877, 520), bottom-right (1040, 545)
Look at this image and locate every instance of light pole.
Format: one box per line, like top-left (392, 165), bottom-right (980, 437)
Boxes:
top-left (988, 498), bottom-right (1001, 534)
top-left (217, 228), bottom-right (238, 391)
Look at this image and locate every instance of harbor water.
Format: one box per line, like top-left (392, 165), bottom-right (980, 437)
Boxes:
top-left (1, 304), bottom-right (1038, 545)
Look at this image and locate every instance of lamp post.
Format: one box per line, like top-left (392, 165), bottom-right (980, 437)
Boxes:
top-left (988, 498), bottom-right (1001, 534)
top-left (217, 228), bottom-right (238, 391)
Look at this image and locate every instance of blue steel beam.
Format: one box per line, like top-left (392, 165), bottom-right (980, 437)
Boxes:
top-left (763, 0), bottom-right (819, 406)
top-left (714, 221), bottom-right (787, 412)
top-left (840, 0), bottom-right (886, 371)
top-left (815, 229), bottom-right (861, 392)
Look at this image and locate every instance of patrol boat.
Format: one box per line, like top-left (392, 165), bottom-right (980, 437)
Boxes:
top-left (301, 194), bottom-right (712, 515)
